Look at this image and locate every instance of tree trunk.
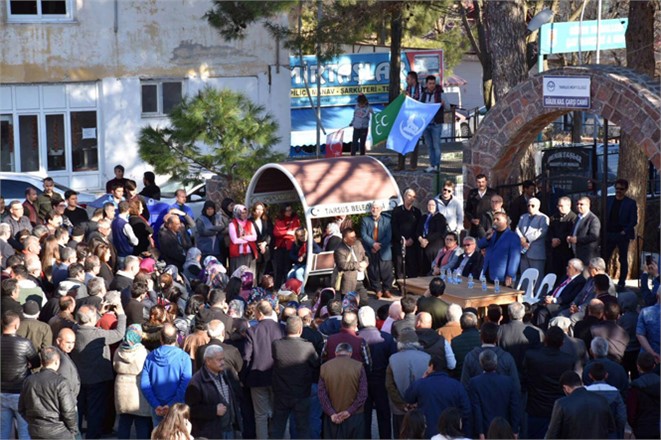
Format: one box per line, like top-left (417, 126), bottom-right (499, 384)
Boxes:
top-left (483, 0), bottom-right (528, 102)
top-left (474, 0), bottom-right (495, 109)
top-left (388, 3), bottom-right (403, 103)
top-left (617, 0), bottom-right (657, 280)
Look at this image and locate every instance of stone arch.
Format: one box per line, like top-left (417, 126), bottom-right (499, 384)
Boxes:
top-left (465, 65), bottom-right (661, 187)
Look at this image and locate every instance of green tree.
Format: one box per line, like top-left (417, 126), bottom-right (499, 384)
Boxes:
top-left (138, 87), bottom-right (284, 189)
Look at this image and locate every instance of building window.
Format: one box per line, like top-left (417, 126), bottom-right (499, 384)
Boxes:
top-left (7, 0), bottom-right (72, 22)
top-left (1, 115), bottom-right (15, 172)
top-left (141, 81), bottom-right (183, 116)
top-left (46, 114), bottom-right (66, 171)
top-left (18, 115), bottom-right (40, 172)
top-left (70, 111), bottom-right (98, 172)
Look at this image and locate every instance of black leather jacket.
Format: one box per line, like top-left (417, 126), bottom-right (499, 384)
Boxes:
top-left (19, 369), bottom-right (78, 439)
top-left (1, 333), bottom-right (40, 393)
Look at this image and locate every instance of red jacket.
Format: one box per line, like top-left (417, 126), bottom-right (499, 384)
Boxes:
top-left (273, 215), bottom-right (301, 250)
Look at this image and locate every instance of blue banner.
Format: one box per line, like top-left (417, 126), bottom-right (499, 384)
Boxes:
top-left (386, 96), bottom-right (440, 155)
top-left (539, 19), bottom-right (628, 55)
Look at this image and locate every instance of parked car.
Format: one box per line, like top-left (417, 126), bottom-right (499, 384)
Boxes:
top-left (157, 174), bottom-right (212, 220)
top-left (0, 172), bottom-right (98, 209)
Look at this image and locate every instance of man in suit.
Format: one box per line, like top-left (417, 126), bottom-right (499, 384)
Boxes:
top-left (546, 370), bottom-right (615, 439)
top-left (522, 327), bottom-right (577, 439)
top-left (509, 179), bottom-right (537, 230)
top-left (392, 189), bottom-right (421, 283)
top-left (451, 236), bottom-right (483, 278)
top-left (243, 300), bottom-right (285, 440)
top-left (545, 258), bottom-right (586, 310)
top-left (333, 227), bottom-right (369, 305)
top-left (497, 301), bottom-right (544, 374)
top-left (604, 179), bottom-right (638, 290)
top-left (158, 215), bottom-right (192, 271)
top-left (467, 349), bottom-right (521, 439)
top-left (515, 197), bottom-right (549, 275)
top-left (477, 212), bottom-right (521, 286)
top-left (547, 196), bottom-right (577, 287)
top-left (567, 197), bottom-right (601, 266)
top-left (361, 203), bottom-right (394, 299)
top-left (466, 173), bottom-right (497, 232)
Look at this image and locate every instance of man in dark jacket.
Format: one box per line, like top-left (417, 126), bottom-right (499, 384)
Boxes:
top-left (244, 300), bottom-right (285, 440)
top-left (546, 370), bottom-right (615, 439)
top-left (467, 349), bottom-right (521, 438)
top-left (465, 174), bottom-right (497, 230)
top-left (547, 196), bottom-right (577, 286)
top-left (391, 294), bottom-right (417, 340)
top-left (626, 352), bottom-right (660, 439)
top-left (451, 236), bottom-right (483, 278)
top-left (522, 326), bottom-right (576, 439)
top-left (358, 306), bottom-right (397, 439)
top-left (158, 215), bottom-right (192, 271)
top-left (392, 189), bottom-right (421, 283)
top-left (19, 346), bottom-right (78, 439)
top-left (71, 304), bottom-right (126, 439)
top-left (185, 345), bottom-right (241, 439)
top-left (1, 310), bottom-right (40, 439)
top-left (195, 320), bottom-right (243, 379)
top-left (416, 277), bottom-right (449, 329)
top-left (461, 322), bottom-right (519, 391)
top-left (497, 301), bottom-right (544, 374)
top-left (271, 316), bottom-right (320, 439)
top-left (450, 311), bottom-right (481, 378)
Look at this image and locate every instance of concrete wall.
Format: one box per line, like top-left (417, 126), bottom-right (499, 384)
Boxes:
top-left (1, 0), bottom-right (290, 191)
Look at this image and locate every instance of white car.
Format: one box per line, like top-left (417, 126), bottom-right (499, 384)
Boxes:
top-left (158, 176), bottom-right (211, 220)
top-left (0, 172), bottom-right (98, 208)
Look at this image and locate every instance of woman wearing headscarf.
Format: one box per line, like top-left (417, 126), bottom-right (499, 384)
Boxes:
top-left (417, 198), bottom-right (448, 275)
top-left (183, 247), bottom-right (203, 283)
top-left (431, 232), bottom-right (463, 275)
top-left (323, 221), bottom-right (343, 251)
top-left (202, 256), bottom-right (228, 290)
top-left (228, 204), bottom-right (257, 275)
top-left (195, 201), bottom-right (224, 260)
top-left (272, 204), bottom-right (301, 288)
top-left (113, 324), bottom-right (152, 440)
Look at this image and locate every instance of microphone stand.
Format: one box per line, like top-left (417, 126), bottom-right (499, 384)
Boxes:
top-left (402, 236), bottom-right (407, 296)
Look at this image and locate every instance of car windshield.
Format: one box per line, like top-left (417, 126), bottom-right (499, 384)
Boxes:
top-left (160, 179), bottom-right (197, 198)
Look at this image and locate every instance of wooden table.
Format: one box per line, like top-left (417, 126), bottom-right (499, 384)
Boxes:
top-left (397, 276), bottom-right (523, 309)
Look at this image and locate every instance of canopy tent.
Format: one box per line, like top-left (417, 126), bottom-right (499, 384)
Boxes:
top-left (245, 156), bottom-right (402, 284)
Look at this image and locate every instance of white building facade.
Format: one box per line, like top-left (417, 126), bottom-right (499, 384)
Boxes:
top-left (0, 0), bottom-right (290, 191)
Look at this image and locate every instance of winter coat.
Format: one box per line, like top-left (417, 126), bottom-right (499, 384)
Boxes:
top-left (113, 345), bottom-right (151, 417)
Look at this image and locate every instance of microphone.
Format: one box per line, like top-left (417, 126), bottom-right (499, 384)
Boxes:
top-left (401, 236), bottom-right (406, 257)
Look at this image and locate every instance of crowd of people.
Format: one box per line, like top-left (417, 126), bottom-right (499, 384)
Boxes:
top-left (0, 169), bottom-right (658, 440)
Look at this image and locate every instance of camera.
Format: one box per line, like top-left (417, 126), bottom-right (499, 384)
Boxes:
top-left (646, 255), bottom-right (653, 266)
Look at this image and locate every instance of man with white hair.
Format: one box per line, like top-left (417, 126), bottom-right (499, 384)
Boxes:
top-left (0, 223), bottom-right (15, 269)
top-left (534, 258), bottom-right (587, 329)
top-left (195, 319), bottom-right (243, 378)
top-left (582, 336), bottom-right (629, 394)
top-left (185, 344), bottom-right (241, 439)
top-left (381, 301), bottom-right (403, 335)
top-left (22, 236), bottom-right (41, 260)
top-left (515, 197), bottom-right (549, 275)
top-left (385, 329), bottom-right (430, 435)
top-left (563, 257), bottom-right (615, 321)
top-left (497, 301), bottom-right (544, 374)
top-left (72, 303), bottom-right (126, 439)
top-left (357, 306), bottom-right (397, 439)
top-left (438, 303), bottom-right (463, 342)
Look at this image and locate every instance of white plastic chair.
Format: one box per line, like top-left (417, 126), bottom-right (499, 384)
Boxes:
top-left (528, 273), bottom-right (557, 304)
top-left (517, 268), bottom-right (539, 303)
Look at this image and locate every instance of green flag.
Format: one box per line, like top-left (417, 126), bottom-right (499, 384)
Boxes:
top-left (371, 93), bottom-right (405, 147)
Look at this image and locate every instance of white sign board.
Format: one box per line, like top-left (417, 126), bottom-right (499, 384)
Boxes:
top-left (543, 76), bottom-right (591, 109)
top-left (308, 198), bottom-right (396, 219)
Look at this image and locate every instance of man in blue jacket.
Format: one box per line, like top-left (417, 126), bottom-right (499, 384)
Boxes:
top-left (361, 203), bottom-right (394, 299)
top-left (477, 212), bottom-right (521, 287)
top-left (404, 356), bottom-right (471, 439)
top-left (140, 323), bottom-right (192, 425)
top-left (604, 179), bottom-right (638, 290)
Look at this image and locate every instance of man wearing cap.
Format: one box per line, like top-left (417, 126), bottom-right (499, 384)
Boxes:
top-left (515, 197), bottom-right (549, 275)
top-left (17, 300), bottom-right (53, 354)
top-left (63, 190), bottom-right (89, 227)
